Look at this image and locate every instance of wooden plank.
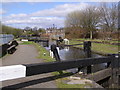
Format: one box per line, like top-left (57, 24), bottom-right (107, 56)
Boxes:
top-left (85, 68), bottom-right (111, 82)
top-left (25, 56), bottom-right (114, 76)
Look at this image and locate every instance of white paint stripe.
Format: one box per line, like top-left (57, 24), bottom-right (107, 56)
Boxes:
top-left (21, 39), bottom-right (28, 41)
top-left (0, 65), bottom-right (26, 81)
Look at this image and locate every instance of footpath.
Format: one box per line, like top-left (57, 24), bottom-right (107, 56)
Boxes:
top-left (1, 43), bottom-right (57, 88)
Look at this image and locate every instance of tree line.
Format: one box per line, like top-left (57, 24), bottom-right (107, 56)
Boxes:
top-left (1, 24), bottom-right (23, 37)
top-left (65, 3), bottom-right (118, 39)
top-left (0, 23), bottom-right (46, 38)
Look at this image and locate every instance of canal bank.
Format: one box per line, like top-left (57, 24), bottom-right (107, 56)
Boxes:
top-left (69, 39), bottom-right (119, 56)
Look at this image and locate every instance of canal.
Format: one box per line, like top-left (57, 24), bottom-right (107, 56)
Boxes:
top-left (0, 34), bottom-right (14, 45)
top-left (39, 40), bottom-right (107, 73)
top-left (38, 40), bottom-right (113, 88)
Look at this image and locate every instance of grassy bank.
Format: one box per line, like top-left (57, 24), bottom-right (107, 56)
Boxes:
top-left (73, 38), bottom-right (119, 43)
top-left (69, 39), bottom-right (119, 55)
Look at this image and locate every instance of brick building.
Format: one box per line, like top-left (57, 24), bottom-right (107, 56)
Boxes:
top-left (46, 27), bottom-right (65, 40)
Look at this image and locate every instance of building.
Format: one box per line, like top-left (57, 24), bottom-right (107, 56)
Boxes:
top-left (46, 27), bottom-right (65, 40)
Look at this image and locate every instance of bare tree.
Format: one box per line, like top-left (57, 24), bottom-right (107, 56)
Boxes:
top-left (32, 27), bottom-right (38, 31)
top-left (99, 3), bottom-right (118, 34)
top-left (80, 6), bottom-right (101, 39)
top-left (65, 10), bottom-right (81, 28)
top-left (24, 27), bottom-right (31, 31)
top-left (65, 6), bottom-right (101, 39)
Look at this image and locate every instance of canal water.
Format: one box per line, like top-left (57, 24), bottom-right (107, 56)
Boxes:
top-left (0, 34), bottom-right (14, 45)
top-left (39, 40), bottom-right (107, 73)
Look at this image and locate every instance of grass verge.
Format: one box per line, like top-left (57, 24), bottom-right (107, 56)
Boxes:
top-left (69, 39), bottom-right (119, 55)
top-left (20, 41), bottom-right (34, 45)
top-left (72, 38), bottom-right (119, 43)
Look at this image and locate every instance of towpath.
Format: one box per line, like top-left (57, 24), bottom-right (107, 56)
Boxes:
top-left (1, 43), bottom-right (57, 88)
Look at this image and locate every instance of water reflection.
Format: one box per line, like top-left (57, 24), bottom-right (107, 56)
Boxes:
top-left (0, 34), bottom-right (14, 45)
top-left (40, 40), bottom-right (107, 73)
top-left (59, 47), bottom-right (86, 60)
top-left (58, 46), bottom-right (106, 73)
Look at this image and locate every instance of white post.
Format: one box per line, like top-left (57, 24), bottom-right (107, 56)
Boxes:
top-left (50, 50), bottom-right (54, 58)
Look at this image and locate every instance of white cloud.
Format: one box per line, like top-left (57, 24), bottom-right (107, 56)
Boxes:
top-left (9, 14), bottom-right (27, 17)
top-left (31, 3), bottom-right (89, 17)
top-left (2, 16), bottom-right (64, 28)
top-left (1, 2), bottom-right (90, 28)
top-left (0, 9), bottom-right (6, 14)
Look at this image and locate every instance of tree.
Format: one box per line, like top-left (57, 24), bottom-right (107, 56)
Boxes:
top-left (38, 28), bottom-right (45, 33)
top-left (65, 6), bottom-right (101, 39)
top-left (65, 10), bottom-right (81, 28)
top-left (32, 27), bottom-right (38, 31)
top-left (99, 3), bottom-right (118, 37)
top-left (80, 6), bottom-right (101, 39)
top-left (24, 27), bottom-right (31, 31)
top-left (1, 24), bottom-right (23, 37)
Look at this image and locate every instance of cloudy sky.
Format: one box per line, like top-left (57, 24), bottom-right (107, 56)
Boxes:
top-left (1, 0), bottom-right (119, 29)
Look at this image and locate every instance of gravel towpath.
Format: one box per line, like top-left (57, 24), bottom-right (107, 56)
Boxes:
top-left (1, 44), bottom-right (57, 89)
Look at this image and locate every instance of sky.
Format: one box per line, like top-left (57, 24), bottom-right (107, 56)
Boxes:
top-left (1, 0), bottom-right (119, 29)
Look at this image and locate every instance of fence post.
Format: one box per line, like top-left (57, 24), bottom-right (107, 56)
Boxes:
top-left (110, 54), bottom-right (119, 88)
top-left (78, 41), bottom-right (92, 73)
top-left (84, 41), bottom-right (92, 74)
top-left (50, 44), bottom-right (63, 74)
top-left (46, 40), bottom-right (49, 47)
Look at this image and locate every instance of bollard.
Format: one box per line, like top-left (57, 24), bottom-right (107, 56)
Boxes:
top-left (84, 41), bottom-right (92, 74)
top-left (50, 50), bottom-right (54, 58)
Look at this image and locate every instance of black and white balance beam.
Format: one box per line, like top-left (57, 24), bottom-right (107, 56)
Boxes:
top-left (0, 65), bottom-right (26, 81)
top-left (0, 56), bottom-right (115, 82)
